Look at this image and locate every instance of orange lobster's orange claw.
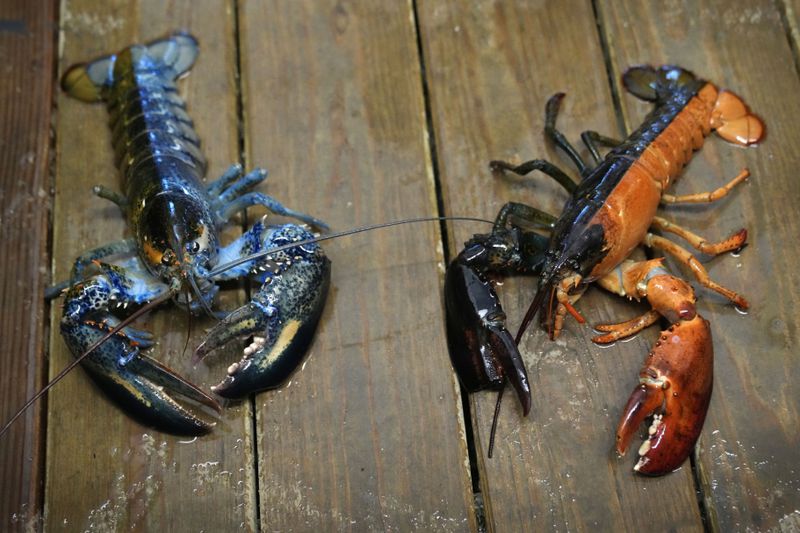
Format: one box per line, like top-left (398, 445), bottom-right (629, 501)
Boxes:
top-left (616, 315), bottom-right (713, 475)
top-left (711, 90), bottom-right (765, 145)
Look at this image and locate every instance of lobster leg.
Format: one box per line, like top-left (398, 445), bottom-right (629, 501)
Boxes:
top-left (45, 240), bottom-right (137, 301)
top-left (92, 185), bottom-right (129, 209)
top-left (595, 259), bottom-right (714, 475)
top-left (493, 201), bottom-right (558, 230)
top-left (206, 163), bottom-right (246, 197)
top-left (580, 131), bottom-right (621, 164)
top-left (220, 192), bottom-right (328, 231)
top-left (591, 310), bottom-right (660, 344)
top-left (207, 165), bottom-right (329, 230)
top-left (644, 233), bottom-right (749, 309)
top-left (60, 259), bottom-right (220, 435)
top-left (660, 168), bottom-right (750, 204)
top-left (489, 159), bottom-right (577, 193)
top-left (651, 216), bottom-right (747, 255)
top-left (196, 223), bottom-right (330, 399)
top-left (545, 93), bottom-right (589, 176)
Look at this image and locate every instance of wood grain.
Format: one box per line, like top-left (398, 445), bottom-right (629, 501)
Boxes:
top-left (597, 0), bottom-right (800, 530)
top-left (417, 0), bottom-right (704, 530)
top-left (0, 1), bottom-right (55, 530)
top-left (45, 1), bottom-right (256, 530)
top-left (4, 0), bottom-right (796, 529)
top-left (240, 1), bottom-right (475, 530)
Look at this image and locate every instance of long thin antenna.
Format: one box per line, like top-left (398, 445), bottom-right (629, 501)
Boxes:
top-left (0, 289), bottom-right (175, 438)
top-left (3, 215), bottom-right (493, 439)
top-left (487, 387), bottom-right (505, 458)
top-left (208, 215), bottom-right (494, 278)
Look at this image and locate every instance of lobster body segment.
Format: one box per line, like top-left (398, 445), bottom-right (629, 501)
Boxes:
top-left (54, 33), bottom-right (330, 434)
top-left (446, 65), bottom-right (762, 474)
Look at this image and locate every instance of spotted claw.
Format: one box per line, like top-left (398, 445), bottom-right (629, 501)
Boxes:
top-left (615, 315), bottom-right (713, 475)
top-left (195, 249), bottom-right (330, 399)
top-left (60, 271), bottom-right (220, 435)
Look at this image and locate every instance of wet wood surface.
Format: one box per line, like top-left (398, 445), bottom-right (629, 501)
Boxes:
top-left (1, 0), bottom-right (798, 531)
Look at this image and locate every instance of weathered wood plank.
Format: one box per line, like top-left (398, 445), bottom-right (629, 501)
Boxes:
top-left (46, 1), bottom-right (256, 530)
top-left (598, 0), bottom-right (800, 530)
top-left (0, 1), bottom-right (55, 530)
top-left (240, 1), bottom-right (474, 529)
top-left (418, 0), bottom-right (704, 530)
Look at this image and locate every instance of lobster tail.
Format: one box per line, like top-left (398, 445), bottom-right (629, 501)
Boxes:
top-left (711, 90), bottom-right (765, 146)
top-left (61, 32), bottom-right (198, 102)
top-left (622, 65), bottom-right (698, 103)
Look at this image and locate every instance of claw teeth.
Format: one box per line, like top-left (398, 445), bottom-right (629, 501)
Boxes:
top-left (227, 362), bottom-right (240, 375)
top-left (242, 336), bottom-right (267, 358)
top-left (648, 414), bottom-right (663, 436)
top-left (638, 438), bottom-right (652, 457)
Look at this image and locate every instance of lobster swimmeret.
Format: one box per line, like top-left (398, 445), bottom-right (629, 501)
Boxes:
top-left (445, 65), bottom-right (763, 475)
top-left (53, 33), bottom-right (331, 434)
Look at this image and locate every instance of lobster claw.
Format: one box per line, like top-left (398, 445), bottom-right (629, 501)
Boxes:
top-left (62, 318), bottom-right (221, 435)
top-left (444, 260), bottom-right (531, 415)
top-left (615, 315), bottom-right (713, 475)
top-left (195, 252), bottom-right (331, 399)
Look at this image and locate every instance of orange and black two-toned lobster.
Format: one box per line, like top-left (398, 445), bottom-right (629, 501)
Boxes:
top-left (444, 65), bottom-right (763, 475)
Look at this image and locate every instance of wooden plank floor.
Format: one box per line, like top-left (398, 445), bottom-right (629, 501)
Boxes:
top-left (1, 0), bottom-right (798, 531)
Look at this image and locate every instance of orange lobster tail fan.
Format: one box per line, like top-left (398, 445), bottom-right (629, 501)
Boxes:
top-left (711, 90), bottom-right (765, 145)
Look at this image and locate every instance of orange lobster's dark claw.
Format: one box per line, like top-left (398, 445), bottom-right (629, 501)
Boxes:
top-left (444, 260), bottom-right (531, 415)
top-left (616, 315), bottom-right (713, 475)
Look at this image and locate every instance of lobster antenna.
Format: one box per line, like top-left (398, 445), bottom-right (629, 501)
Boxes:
top-left (487, 386), bottom-right (505, 458)
top-left (0, 288), bottom-right (176, 439)
top-left (181, 286), bottom-right (194, 358)
top-left (2, 215), bottom-right (493, 439)
top-left (515, 280), bottom-right (553, 345)
top-left (208, 215), bottom-right (495, 278)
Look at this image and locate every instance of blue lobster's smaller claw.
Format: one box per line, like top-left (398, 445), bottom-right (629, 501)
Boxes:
top-left (66, 326), bottom-right (221, 435)
top-left (195, 240), bottom-right (331, 399)
top-left (61, 267), bottom-right (221, 435)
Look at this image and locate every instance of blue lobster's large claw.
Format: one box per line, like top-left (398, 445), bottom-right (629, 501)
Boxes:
top-left (444, 260), bottom-right (531, 415)
top-left (195, 252), bottom-right (331, 399)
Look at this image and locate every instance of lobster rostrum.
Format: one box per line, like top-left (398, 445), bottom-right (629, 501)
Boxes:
top-left (51, 33), bottom-right (331, 435)
top-left (445, 65), bottom-right (763, 475)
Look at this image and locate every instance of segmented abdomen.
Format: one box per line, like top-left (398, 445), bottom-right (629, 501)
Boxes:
top-left (106, 47), bottom-right (206, 200)
top-left (630, 83), bottom-right (717, 190)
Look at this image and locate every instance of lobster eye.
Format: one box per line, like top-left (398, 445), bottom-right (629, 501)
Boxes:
top-left (186, 241), bottom-right (201, 254)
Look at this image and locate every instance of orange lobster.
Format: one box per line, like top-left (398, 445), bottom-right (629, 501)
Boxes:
top-left (444, 65), bottom-right (763, 475)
